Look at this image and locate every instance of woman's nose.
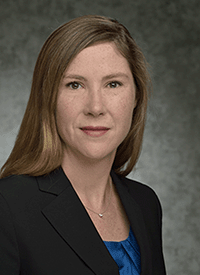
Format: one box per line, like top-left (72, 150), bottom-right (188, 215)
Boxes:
top-left (84, 88), bottom-right (106, 117)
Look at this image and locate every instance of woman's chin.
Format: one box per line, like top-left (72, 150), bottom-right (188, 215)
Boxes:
top-left (64, 144), bottom-right (117, 164)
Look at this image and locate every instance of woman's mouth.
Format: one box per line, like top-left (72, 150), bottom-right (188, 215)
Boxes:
top-left (80, 126), bottom-right (110, 137)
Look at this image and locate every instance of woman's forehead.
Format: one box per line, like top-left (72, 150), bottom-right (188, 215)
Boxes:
top-left (62, 42), bottom-right (132, 78)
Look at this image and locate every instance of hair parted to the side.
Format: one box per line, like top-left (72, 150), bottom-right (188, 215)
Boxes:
top-left (0, 15), bottom-right (151, 179)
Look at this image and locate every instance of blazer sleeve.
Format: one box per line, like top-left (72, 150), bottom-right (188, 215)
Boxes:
top-left (0, 193), bottom-right (20, 274)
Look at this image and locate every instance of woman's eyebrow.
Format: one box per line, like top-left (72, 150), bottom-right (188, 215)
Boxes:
top-left (102, 73), bottom-right (130, 81)
top-left (62, 74), bottom-right (86, 81)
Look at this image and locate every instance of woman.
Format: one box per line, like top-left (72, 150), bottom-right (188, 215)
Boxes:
top-left (0, 15), bottom-right (166, 274)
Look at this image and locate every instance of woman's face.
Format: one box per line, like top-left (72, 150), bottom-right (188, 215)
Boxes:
top-left (56, 42), bottom-right (136, 163)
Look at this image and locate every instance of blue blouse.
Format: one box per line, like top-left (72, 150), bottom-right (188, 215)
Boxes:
top-left (103, 228), bottom-right (141, 275)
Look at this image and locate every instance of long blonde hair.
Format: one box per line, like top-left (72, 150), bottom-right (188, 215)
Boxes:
top-left (0, 15), bottom-right (151, 179)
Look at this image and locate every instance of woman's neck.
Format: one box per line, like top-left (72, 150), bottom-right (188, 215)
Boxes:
top-left (61, 150), bottom-right (115, 210)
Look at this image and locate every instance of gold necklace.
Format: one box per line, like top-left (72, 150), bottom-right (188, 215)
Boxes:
top-left (84, 178), bottom-right (112, 218)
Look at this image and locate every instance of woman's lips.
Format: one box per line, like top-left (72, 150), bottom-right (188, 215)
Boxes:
top-left (80, 126), bottom-right (110, 137)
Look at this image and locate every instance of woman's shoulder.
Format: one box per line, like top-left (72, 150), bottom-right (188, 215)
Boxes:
top-left (0, 173), bottom-right (37, 188)
top-left (123, 175), bottom-right (158, 195)
top-left (119, 175), bottom-right (162, 212)
top-left (0, 174), bottom-right (39, 204)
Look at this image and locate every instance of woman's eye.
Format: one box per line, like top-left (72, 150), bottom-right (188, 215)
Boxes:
top-left (66, 82), bottom-right (82, 89)
top-left (107, 81), bottom-right (121, 88)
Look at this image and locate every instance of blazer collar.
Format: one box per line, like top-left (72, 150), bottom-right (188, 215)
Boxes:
top-left (111, 171), bottom-right (152, 275)
top-left (37, 167), bottom-right (119, 275)
top-left (37, 167), bottom-right (152, 275)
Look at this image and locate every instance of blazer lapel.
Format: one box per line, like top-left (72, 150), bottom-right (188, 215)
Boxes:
top-left (111, 171), bottom-right (153, 275)
top-left (37, 167), bottom-right (119, 275)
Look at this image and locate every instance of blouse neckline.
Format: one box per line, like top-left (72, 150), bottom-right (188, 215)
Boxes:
top-left (103, 227), bottom-right (131, 243)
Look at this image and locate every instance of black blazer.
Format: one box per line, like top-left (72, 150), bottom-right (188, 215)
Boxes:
top-left (0, 167), bottom-right (166, 275)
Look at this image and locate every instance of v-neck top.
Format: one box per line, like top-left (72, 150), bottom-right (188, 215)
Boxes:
top-left (103, 227), bottom-right (141, 275)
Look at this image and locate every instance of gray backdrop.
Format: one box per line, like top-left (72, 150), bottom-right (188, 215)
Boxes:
top-left (0, 0), bottom-right (199, 274)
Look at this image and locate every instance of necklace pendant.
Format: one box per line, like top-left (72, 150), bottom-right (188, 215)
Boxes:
top-left (99, 213), bottom-right (103, 218)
